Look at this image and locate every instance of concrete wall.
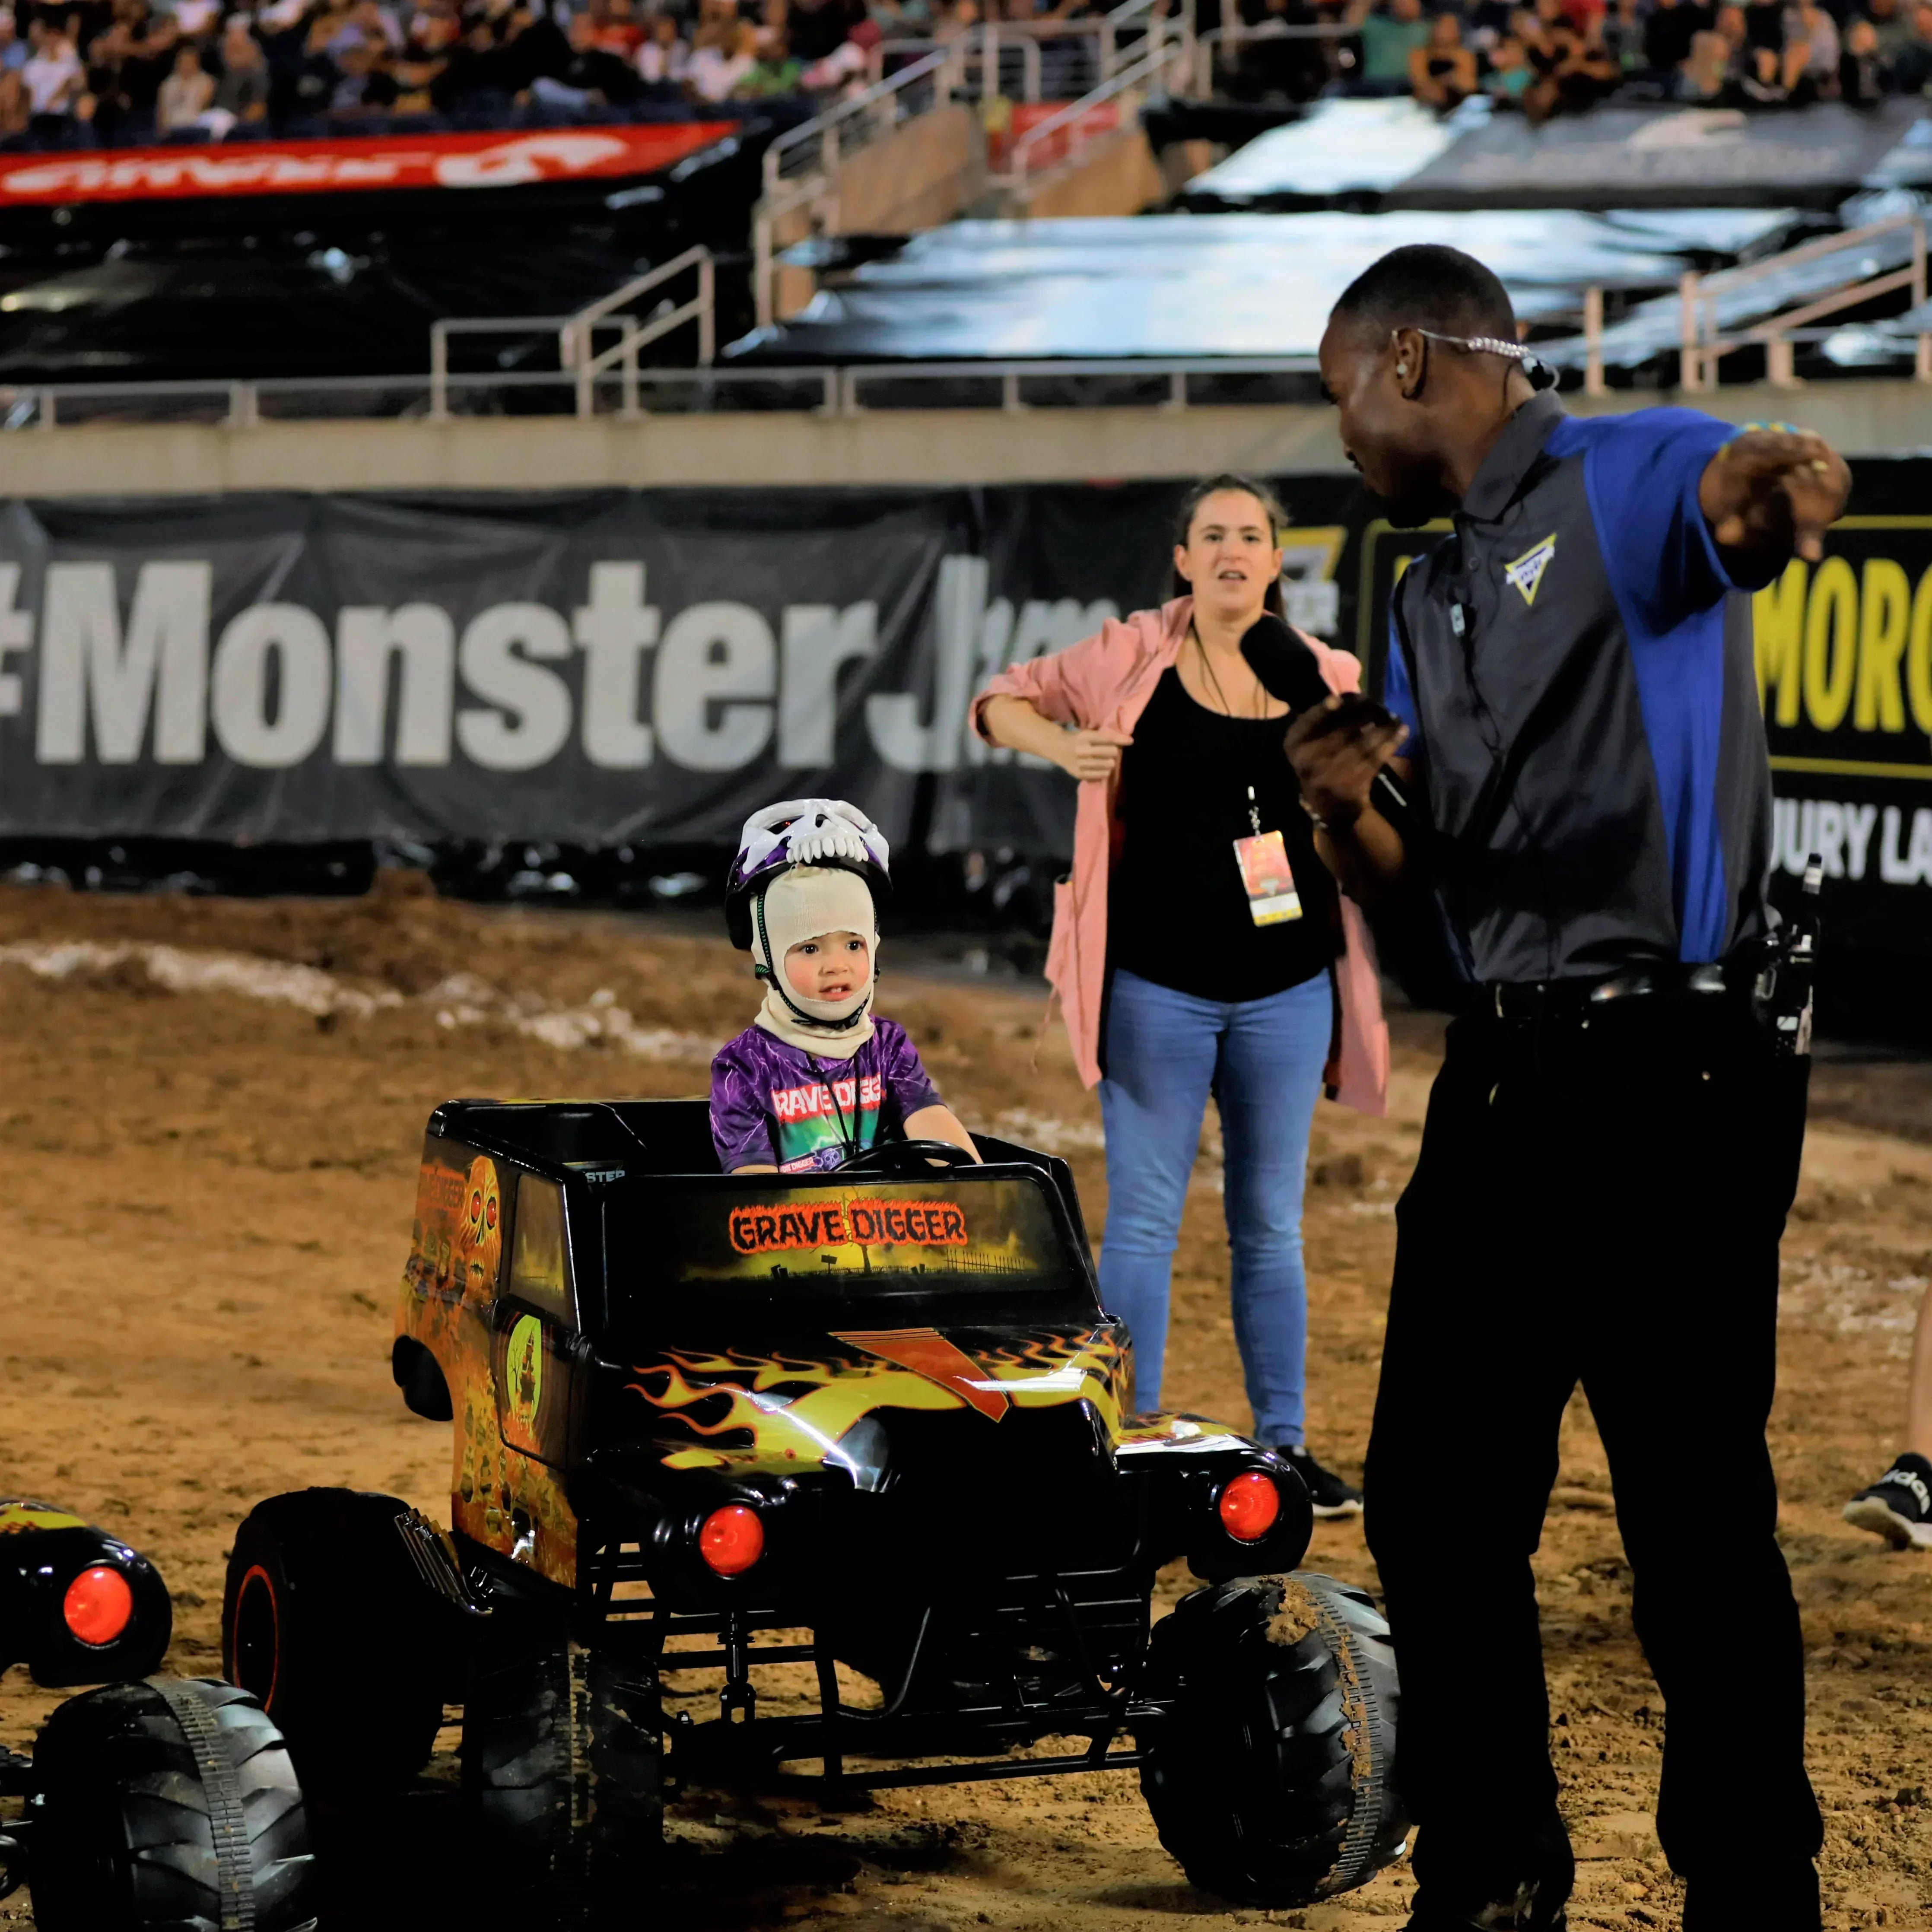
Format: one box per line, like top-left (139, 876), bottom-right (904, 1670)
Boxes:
top-left (762, 103), bottom-right (986, 323)
top-left (1007, 127), bottom-right (1165, 220)
top-left (3, 381), bottom-right (1926, 497)
top-left (834, 103), bottom-right (985, 235)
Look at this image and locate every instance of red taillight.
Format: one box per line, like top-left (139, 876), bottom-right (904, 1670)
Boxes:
top-left (63, 1566), bottom-right (134, 1646)
top-left (698, 1505), bottom-right (764, 1576)
top-left (1217, 1472), bottom-right (1281, 1543)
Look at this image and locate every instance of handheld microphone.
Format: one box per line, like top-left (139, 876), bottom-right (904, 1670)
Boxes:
top-left (1239, 613), bottom-right (1417, 836)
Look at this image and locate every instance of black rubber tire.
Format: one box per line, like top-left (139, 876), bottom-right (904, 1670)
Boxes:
top-left (29, 1676), bottom-right (319, 1932)
top-left (1138, 1570), bottom-right (1407, 1907)
top-left (221, 1488), bottom-right (450, 1792)
top-left (461, 1609), bottom-right (664, 1925)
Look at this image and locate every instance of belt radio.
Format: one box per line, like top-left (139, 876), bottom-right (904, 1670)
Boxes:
top-left (1751, 851), bottom-right (1822, 1059)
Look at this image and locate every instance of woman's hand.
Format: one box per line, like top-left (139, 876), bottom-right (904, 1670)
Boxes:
top-left (1055, 727), bottom-right (1134, 782)
top-left (981, 695), bottom-right (1131, 783)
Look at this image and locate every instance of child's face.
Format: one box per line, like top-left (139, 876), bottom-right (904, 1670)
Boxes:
top-left (785, 931), bottom-right (870, 1003)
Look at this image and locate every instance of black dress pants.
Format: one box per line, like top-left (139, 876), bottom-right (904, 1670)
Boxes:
top-left (1363, 997), bottom-right (1823, 1926)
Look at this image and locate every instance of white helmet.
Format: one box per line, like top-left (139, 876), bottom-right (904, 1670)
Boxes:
top-left (723, 799), bottom-right (891, 953)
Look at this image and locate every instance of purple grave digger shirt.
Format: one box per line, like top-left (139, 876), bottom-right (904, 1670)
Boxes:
top-left (709, 1018), bottom-right (945, 1173)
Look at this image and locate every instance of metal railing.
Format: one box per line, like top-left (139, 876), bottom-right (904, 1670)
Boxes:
top-left (1548, 214), bottom-right (1932, 392)
top-left (428, 247), bottom-right (715, 422)
top-left (18, 329), bottom-right (1932, 429)
top-left (761, 0), bottom-right (1183, 201)
top-left (763, 44), bottom-right (960, 198)
top-left (942, 0), bottom-right (1183, 102)
top-left (753, 0), bottom-right (1192, 324)
top-left (1675, 214), bottom-right (1928, 392)
top-left (1094, 0), bottom-right (1186, 81)
top-left (1191, 18), bottom-right (1347, 97)
top-left (1002, 31), bottom-right (1191, 184)
top-left (821, 353), bottom-right (1315, 413)
top-left (0, 355), bottom-right (1326, 431)
top-left (755, 44), bottom-right (962, 330)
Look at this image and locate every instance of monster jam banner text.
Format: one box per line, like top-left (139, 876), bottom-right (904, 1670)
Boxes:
top-left (0, 486), bottom-right (1195, 853)
top-left (2, 466), bottom-right (1931, 953)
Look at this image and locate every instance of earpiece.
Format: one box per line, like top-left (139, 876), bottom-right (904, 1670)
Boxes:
top-left (1396, 363), bottom-right (1409, 379)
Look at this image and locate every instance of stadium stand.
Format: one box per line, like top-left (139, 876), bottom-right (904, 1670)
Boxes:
top-left (0, 0), bottom-right (1921, 397)
top-left (0, 0), bottom-right (1164, 149)
top-left (0, 0), bottom-right (1923, 154)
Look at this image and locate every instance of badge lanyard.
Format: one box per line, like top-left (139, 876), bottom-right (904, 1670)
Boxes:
top-left (809, 1054), bottom-right (862, 1163)
top-left (1233, 786), bottom-right (1303, 927)
top-left (1194, 630), bottom-right (1303, 927)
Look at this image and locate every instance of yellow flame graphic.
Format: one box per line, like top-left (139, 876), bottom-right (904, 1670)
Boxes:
top-left (624, 1329), bottom-right (1129, 1472)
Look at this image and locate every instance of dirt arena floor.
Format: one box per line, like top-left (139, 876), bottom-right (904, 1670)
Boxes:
top-left (2, 871), bottom-right (1929, 1932)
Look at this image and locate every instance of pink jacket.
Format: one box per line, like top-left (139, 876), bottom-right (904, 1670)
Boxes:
top-left (969, 596), bottom-right (1389, 1114)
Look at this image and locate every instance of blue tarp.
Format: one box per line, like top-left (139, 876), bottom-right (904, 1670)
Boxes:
top-left (735, 207), bottom-right (1802, 362)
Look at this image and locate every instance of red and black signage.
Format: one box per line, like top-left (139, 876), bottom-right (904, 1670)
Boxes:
top-left (0, 124), bottom-right (732, 207)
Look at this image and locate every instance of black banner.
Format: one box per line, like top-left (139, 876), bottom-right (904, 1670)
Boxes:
top-left (1, 465), bottom-right (1929, 956)
top-left (0, 482), bottom-right (1363, 857)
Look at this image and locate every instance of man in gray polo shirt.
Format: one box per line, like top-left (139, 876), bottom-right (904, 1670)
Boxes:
top-left (1288, 244), bottom-right (1850, 1932)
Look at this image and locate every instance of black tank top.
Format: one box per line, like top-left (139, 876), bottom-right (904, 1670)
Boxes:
top-left (1108, 666), bottom-right (1340, 1004)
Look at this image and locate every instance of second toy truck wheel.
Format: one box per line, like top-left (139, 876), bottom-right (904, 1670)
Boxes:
top-left (1138, 1571), bottom-right (1407, 1906)
top-left (461, 1608), bottom-right (664, 1923)
top-left (29, 1677), bottom-right (318, 1932)
top-left (222, 1487), bottom-right (463, 1790)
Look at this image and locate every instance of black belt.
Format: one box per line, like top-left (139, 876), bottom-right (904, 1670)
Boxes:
top-left (1484, 963), bottom-right (1735, 1023)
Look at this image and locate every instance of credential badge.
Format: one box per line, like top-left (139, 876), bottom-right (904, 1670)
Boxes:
top-left (1504, 534), bottom-right (1557, 607)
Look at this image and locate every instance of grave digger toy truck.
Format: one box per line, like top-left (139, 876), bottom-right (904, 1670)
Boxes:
top-left (222, 1099), bottom-right (1406, 1917)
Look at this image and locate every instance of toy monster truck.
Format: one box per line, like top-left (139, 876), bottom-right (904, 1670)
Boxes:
top-left (222, 1101), bottom-right (1405, 1919)
top-left (0, 1496), bottom-right (317, 1931)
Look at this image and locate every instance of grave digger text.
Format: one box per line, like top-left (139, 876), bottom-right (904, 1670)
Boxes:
top-left (728, 1198), bottom-right (970, 1256)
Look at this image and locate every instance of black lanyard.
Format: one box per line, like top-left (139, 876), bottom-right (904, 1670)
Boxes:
top-left (809, 1054), bottom-right (861, 1163)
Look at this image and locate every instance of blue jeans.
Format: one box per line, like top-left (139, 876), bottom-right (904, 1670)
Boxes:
top-left (1097, 968), bottom-right (1330, 1447)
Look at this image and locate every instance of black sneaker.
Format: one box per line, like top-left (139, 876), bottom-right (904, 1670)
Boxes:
top-left (1405, 1883), bottom-right (1567, 1931)
top-left (1407, 1911), bottom-right (1567, 1932)
top-left (1281, 1444), bottom-right (1363, 1519)
top-left (1844, 1452), bottom-right (1932, 1550)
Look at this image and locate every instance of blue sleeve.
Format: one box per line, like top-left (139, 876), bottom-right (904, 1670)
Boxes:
top-left (1553, 408), bottom-right (1770, 635)
top-left (1381, 611), bottom-right (1420, 752)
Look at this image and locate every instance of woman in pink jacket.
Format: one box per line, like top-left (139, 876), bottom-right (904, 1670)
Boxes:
top-left (973, 474), bottom-right (1390, 1516)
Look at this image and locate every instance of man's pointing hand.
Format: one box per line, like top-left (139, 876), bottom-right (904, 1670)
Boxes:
top-left (1700, 425), bottom-right (1852, 566)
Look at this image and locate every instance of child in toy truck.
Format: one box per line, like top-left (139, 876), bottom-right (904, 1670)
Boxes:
top-left (710, 799), bottom-right (980, 1176)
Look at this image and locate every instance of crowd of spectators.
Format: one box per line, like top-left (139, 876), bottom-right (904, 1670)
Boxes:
top-left (0, 0), bottom-right (1919, 154)
top-left (1227, 0), bottom-right (1932, 116)
top-left (0, 0), bottom-right (1023, 148)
